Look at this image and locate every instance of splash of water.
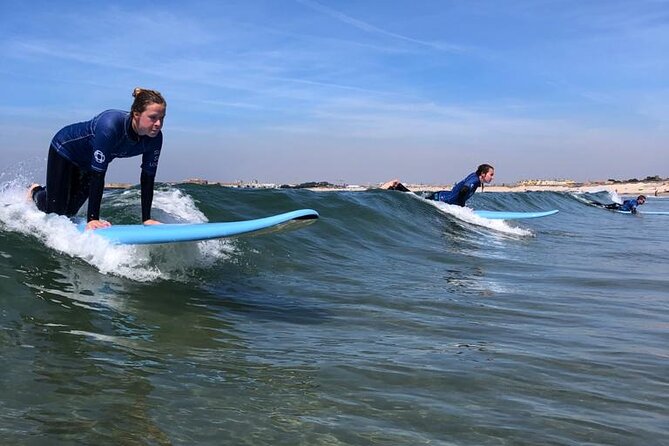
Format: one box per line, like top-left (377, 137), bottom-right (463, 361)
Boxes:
top-left (414, 195), bottom-right (533, 237)
top-left (0, 180), bottom-right (233, 282)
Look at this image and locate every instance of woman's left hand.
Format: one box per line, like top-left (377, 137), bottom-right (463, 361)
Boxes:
top-left (143, 219), bottom-right (162, 225)
top-left (86, 219), bottom-right (112, 230)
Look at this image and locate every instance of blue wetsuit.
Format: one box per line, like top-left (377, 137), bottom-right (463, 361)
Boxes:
top-left (51, 109), bottom-right (161, 175)
top-left (427, 172), bottom-right (481, 206)
top-left (619, 199), bottom-right (640, 212)
top-left (33, 110), bottom-right (162, 221)
top-left (603, 199), bottom-right (641, 213)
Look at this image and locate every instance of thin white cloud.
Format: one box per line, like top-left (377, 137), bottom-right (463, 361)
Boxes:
top-left (2, 1), bottom-right (668, 182)
top-left (296, 0), bottom-right (465, 52)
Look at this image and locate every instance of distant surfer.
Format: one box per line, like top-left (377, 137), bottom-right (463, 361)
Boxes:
top-left (599, 195), bottom-right (646, 214)
top-left (28, 88), bottom-right (166, 230)
top-left (380, 164), bottom-right (495, 206)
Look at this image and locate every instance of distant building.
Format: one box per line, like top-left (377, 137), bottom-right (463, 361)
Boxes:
top-left (517, 179), bottom-right (577, 187)
top-left (183, 178), bottom-right (209, 185)
top-left (105, 183), bottom-right (132, 189)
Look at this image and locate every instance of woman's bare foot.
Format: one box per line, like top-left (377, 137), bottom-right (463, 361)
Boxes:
top-left (380, 179), bottom-right (401, 189)
top-left (26, 183), bottom-right (42, 202)
top-left (380, 179), bottom-right (411, 192)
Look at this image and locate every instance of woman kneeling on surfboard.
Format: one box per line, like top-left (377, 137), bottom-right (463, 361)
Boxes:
top-left (29, 88), bottom-right (166, 230)
top-left (380, 164), bottom-right (495, 207)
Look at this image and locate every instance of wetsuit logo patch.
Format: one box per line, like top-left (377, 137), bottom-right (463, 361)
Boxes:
top-left (94, 150), bottom-right (106, 164)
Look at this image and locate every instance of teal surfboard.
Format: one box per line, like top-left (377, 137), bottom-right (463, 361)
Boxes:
top-left (80, 209), bottom-right (319, 245)
top-left (473, 209), bottom-right (559, 220)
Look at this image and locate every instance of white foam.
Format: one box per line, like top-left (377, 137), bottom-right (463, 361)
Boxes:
top-left (571, 189), bottom-right (621, 205)
top-left (115, 187), bottom-right (209, 223)
top-left (0, 181), bottom-right (233, 282)
top-left (422, 197), bottom-right (533, 237)
top-left (608, 190), bottom-right (623, 204)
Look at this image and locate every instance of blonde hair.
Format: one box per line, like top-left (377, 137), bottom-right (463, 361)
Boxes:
top-left (131, 87), bottom-right (166, 114)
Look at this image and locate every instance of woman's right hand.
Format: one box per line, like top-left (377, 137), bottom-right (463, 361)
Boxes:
top-left (86, 219), bottom-right (112, 230)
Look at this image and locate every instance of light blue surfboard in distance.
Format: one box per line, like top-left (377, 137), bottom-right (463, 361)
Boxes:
top-left (473, 209), bottom-right (559, 220)
top-left (80, 209), bottom-right (319, 245)
top-left (615, 210), bottom-right (669, 215)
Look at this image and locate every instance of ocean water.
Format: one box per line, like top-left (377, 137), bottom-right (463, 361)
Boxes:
top-left (0, 181), bottom-right (667, 445)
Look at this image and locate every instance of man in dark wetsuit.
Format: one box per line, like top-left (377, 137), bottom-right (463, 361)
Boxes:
top-left (602, 195), bottom-right (646, 214)
top-left (29, 88), bottom-right (166, 230)
top-left (380, 164), bottom-right (495, 207)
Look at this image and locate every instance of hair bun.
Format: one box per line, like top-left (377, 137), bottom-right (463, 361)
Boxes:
top-left (132, 87), bottom-right (143, 97)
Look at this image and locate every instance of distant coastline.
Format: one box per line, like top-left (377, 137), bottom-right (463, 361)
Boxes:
top-left (106, 177), bottom-right (669, 196)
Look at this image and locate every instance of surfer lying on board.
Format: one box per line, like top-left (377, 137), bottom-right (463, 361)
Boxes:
top-left (28, 88), bottom-right (166, 230)
top-left (599, 195), bottom-right (646, 214)
top-left (380, 164), bottom-right (495, 207)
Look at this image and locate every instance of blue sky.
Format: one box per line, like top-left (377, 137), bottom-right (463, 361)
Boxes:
top-left (1, 0), bottom-right (668, 184)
